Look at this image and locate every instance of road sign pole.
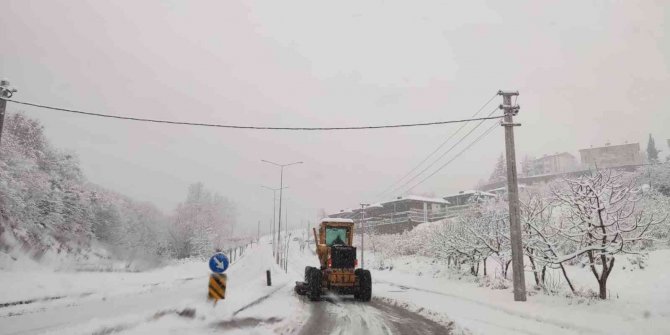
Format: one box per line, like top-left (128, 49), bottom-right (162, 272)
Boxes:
top-left (208, 252), bottom-right (230, 303)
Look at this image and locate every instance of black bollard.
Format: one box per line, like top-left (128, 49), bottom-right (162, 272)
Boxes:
top-left (266, 270), bottom-right (272, 286)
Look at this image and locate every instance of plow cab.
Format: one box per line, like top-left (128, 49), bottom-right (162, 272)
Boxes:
top-left (295, 218), bottom-right (372, 301)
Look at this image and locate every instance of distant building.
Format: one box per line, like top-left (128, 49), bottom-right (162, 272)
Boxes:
top-left (579, 143), bottom-right (642, 169)
top-left (489, 184), bottom-right (528, 197)
top-left (523, 152), bottom-right (577, 176)
top-left (328, 195), bottom-right (449, 234)
top-left (329, 209), bottom-right (354, 219)
top-left (443, 190), bottom-right (496, 208)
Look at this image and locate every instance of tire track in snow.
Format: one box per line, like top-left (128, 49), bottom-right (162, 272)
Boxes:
top-left (231, 282), bottom-right (289, 316)
top-left (286, 239), bottom-right (451, 335)
top-left (298, 294), bottom-right (450, 335)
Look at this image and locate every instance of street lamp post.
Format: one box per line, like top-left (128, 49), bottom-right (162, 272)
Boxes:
top-left (261, 160), bottom-right (303, 265)
top-left (261, 185), bottom-right (288, 258)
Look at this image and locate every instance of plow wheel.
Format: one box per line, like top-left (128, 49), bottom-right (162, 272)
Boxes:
top-left (304, 266), bottom-right (315, 282)
top-left (357, 269), bottom-right (372, 302)
top-left (308, 268), bottom-right (322, 301)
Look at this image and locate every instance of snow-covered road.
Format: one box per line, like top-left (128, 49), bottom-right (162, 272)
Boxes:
top-left (1, 237), bottom-right (453, 335)
top-left (298, 295), bottom-right (450, 335)
top-left (286, 240), bottom-right (453, 335)
top-left (8, 235), bottom-right (661, 334)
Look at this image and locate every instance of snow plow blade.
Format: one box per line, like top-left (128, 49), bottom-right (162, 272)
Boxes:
top-left (294, 281), bottom-right (308, 295)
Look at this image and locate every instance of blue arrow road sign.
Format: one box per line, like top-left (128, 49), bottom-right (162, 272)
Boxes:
top-left (209, 252), bottom-right (229, 274)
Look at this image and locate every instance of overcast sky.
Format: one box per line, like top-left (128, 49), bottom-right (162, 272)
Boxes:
top-left (1, 0), bottom-right (668, 234)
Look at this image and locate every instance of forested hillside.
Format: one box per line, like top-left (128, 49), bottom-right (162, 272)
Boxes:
top-left (0, 113), bottom-right (237, 268)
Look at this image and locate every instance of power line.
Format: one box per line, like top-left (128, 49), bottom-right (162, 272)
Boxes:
top-left (318, 121), bottom-right (500, 219)
top-left (402, 120), bottom-right (500, 193)
top-left (7, 99), bottom-right (504, 131)
top-left (381, 106), bottom-right (500, 199)
top-left (376, 92), bottom-right (499, 197)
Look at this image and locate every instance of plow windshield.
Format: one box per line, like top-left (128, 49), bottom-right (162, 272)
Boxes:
top-left (325, 227), bottom-right (348, 246)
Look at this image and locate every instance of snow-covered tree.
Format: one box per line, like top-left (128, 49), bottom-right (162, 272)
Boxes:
top-left (489, 154), bottom-right (506, 183)
top-left (636, 162), bottom-right (670, 197)
top-left (0, 112), bottom-right (173, 264)
top-left (647, 134), bottom-right (660, 163)
top-left (169, 182), bottom-right (237, 258)
top-left (521, 155), bottom-right (536, 177)
top-left (427, 200), bottom-right (511, 277)
top-left (550, 170), bottom-right (666, 299)
top-left (520, 189), bottom-right (576, 292)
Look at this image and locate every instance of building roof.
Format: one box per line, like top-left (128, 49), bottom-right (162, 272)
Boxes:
top-left (381, 195), bottom-right (450, 205)
top-left (489, 185), bottom-right (527, 193)
top-left (443, 190), bottom-right (496, 198)
top-left (534, 152), bottom-right (575, 161)
top-left (579, 142), bottom-right (640, 152)
top-left (321, 218), bottom-right (354, 224)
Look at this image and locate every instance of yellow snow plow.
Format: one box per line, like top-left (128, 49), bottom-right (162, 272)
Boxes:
top-left (294, 218), bottom-right (371, 301)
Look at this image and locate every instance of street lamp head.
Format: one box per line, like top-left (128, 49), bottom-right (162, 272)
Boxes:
top-left (285, 161), bottom-right (303, 167)
top-left (261, 185), bottom-right (289, 191)
top-left (262, 159), bottom-right (303, 168)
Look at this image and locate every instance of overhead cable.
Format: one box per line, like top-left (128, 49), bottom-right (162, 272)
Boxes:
top-left (7, 99), bottom-right (504, 131)
top-left (376, 92), bottom-right (498, 197)
top-left (403, 121), bottom-right (501, 193)
top-left (382, 106), bottom-right (500, 198)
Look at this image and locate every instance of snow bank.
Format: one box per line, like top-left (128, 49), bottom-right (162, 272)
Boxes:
top-left (0, 238), bottom-right (308, 335)
top-left (368, 249), bottom-right (670, 334)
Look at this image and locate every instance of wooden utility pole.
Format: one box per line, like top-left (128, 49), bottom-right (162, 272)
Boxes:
top-left (0, 79), bottom-right (18, 146)
top-left (499, 90), bottom-right (526, 301)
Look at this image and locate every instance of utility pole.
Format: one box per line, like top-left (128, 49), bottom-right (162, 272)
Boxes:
top-left (393, 200), bottom-right (397, 225)
top-left (499, 90), bottom-right (526, 302)
top-left (0, 79), bottom-right (18, 146)
top-left (257, 220), bottom-right (260, 244)
top-left (359, 203), bottom-right (369, 269)
top-left (0, 97), bottom-right (5, 146)
top-left (261, 160), bottom-right (303, 265)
